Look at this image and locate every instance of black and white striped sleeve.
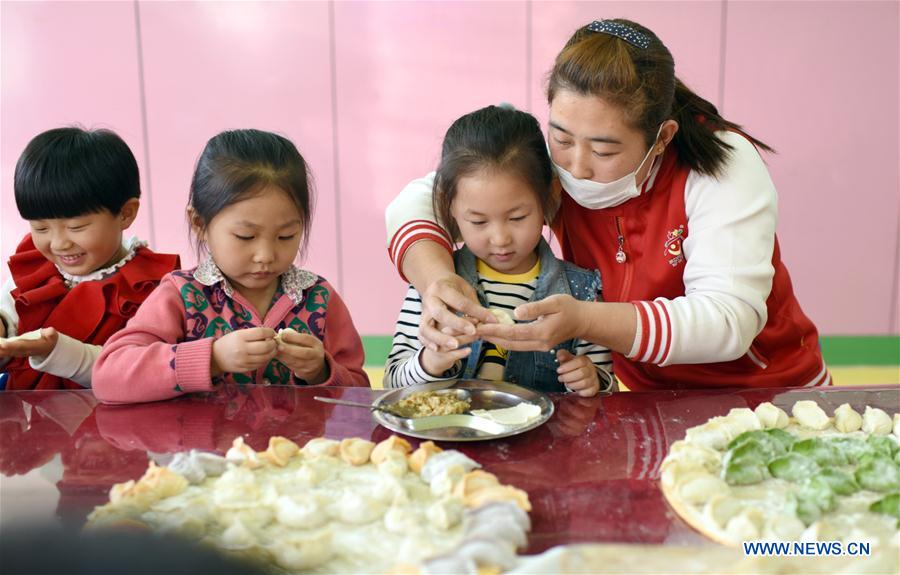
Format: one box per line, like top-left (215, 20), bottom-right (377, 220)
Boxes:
top-left (574, 339), bottom-right (617, 392)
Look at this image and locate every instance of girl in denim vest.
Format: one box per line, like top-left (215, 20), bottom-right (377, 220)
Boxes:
top-left (94, 129), bottom-right (368, 404)
top-left (385, 106), bottom-right (614, 395)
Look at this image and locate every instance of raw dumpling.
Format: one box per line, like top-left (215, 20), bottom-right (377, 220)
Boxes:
top-left (225, 437), bottom-right (263, 468)
top-left (168, 450), bottom-right (228, 484)
top-left (339, 438), bottom-right (375, 466)
top-left (370, 436), bottom-right (412, 464)
top-left (792, 400), bottom-right (830, 431)
top-left (861, 406), bottom-right (892, 435)
top-left (302, 437), bottom-right (341, 458)
top-left (421, 450), bottom-right (481, 483)
top-left (409, 441), bottom-right (443, 474)
top-left (426, 498), bottom-right (464, 531)
top-left (262, 437), bottom-right (300, 467)
top-left (754, 402), bottom-right (789, 429)
top-left (490, 308), bottom-right (515, 325)
top-left (833, 403), bottom-right (863, 433)
top-left (276, 493), bottom-right (327, 529)
top-left (268, 530), bottom-right (333, 571)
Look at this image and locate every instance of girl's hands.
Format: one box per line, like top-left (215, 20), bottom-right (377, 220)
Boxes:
top-left (420, 346), bottom-right (471, 378)
top-left (276, 330), bottom-right (329, 385)
top-left (556, 349), bottom-right (600, 397)
top-left (477, 294), bottom-right (588, 352)
top-left (0, 328), bottom-right (59, 359)
top-left (420, 273), bottom-right (494, 352)
top-left (211, 327), bottom-right (277, 376)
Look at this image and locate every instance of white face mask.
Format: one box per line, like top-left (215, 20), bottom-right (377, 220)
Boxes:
top-left (554, 125), bottom-right (663, 210)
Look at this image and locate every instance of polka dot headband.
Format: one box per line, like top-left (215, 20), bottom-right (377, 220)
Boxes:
top-left (587, 20), bottom-right (651, 49)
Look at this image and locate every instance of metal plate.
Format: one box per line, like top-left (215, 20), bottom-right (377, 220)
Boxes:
top-left (372, 379), bottom-right (554, 441)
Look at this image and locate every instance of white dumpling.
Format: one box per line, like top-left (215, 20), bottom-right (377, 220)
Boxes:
top-left (302, 438), bottom-right (341, 458)
top-left (862, 406), bottom-right (892, 435)
top-left (833, 403), bottom-right (863, 433)
top-left (447, 538), bottom-right (518, 572)
top-left (792, 400), bottom-right (831, 430)
top-left (421, 450), bottom-right (481, 483)
top-left (754, 402), bottom-right (789, 430)
top-left (724, 508), bottom-right (763, 542)
top-left (168, 450), bottom-right (228, 484)
top-left (723, 408), bottom-right (763, 436)
top-left (368, 474), bottom-right (407, 505)
top-left (268, 530), bottom-right (333, 571)
top-left (703, 495), bottom-right (743, 528)
top-left (425, 497), bottom-right (464, 531)
top-left (684, 417), bottom-right (733, 450)
top-left (384, 505), bottom-right (420, 534)
top-left (464, 510), bottom-right (527, 549)
top-left (213, 467), bottom-right (260, 509)
top-left (894, 414), bottom-right (900, 438)
top-left (490, 308), bottom-right (515, 325)
top-left (220, 517), bottom-right (256, 549)
top-left (676, 471), bottom-right (728, 506)
top-left (377, 450), bottom-right (409, 479)
top-left (466, 501), bottom-right (531, 533)
top-left (429, 465), bottom-right (466, 498)
top-left (762, 514), bottom-right (806, 541)
top-left (225, 437), bottom-right (263, 468)
top-left (276, 494), bottom-right (326, 529)
top-left (330, 491), bottom-right (384, 524)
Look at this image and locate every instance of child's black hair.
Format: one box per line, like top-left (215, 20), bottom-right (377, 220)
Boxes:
top-left (14, 127), bottom-right (140, 220)
top-left (433, 105), bottom-right (554, 241)
top-left (189, 129), bottom-right (314, 255)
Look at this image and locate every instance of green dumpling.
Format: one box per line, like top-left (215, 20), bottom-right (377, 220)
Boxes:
top-left (826, 436), bottom-right (871, 464)
top-left (769, 453), bottom-right (820, 483)
top-left (790, 438), bottom-right (848, 466)
top-left (817, 468), bottom-right (859, 496)
top-left (856, 457), bottom-right (900, 492)
top-left (866, 435), bottom-right (899, 458)
top-left (870, 493), bottom-right (900, 523)
top-left (724, 457), bottom-right (769, 486)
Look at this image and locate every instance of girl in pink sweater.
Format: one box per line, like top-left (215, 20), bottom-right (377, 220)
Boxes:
top-left (93, 129), bottom-right (369, 404)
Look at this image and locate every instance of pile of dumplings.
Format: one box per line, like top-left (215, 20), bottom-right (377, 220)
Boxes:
top-left (86, 435), bottom-right (531, 574)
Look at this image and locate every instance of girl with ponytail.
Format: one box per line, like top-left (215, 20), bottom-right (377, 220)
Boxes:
top-left (385, 19), bottom-right (827, 391)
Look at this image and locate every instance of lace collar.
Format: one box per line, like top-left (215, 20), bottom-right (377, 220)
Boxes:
top-left (58, 236), bottom-right (147, 288)
top-left (193, 257), bottom-right (318, 306)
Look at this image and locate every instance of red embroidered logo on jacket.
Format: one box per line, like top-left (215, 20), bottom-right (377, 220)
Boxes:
top-left (664, 226), bottom-right (685, 267)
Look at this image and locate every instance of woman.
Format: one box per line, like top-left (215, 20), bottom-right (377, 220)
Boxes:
top-left (385, 19), bottom-right (828, 391)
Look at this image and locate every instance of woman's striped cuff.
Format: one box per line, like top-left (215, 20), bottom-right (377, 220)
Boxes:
top-left (388, 220), bottom-right (453, 280)
top-left (627, 300), bottom-right (673, 365)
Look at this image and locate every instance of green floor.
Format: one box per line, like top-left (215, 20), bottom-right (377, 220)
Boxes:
top-left (362, 335), bottom-right (900, 390)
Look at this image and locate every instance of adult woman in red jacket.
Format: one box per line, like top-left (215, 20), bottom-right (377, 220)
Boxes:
top-left (385, 19), bottom-right (827, 391)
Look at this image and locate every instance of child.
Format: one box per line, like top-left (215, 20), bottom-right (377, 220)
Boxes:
top-left (0, 128), bottom-right (180, 390)
top-left (384, 105), bottom-right (615, 395)
top-left (92, 129), bottom-right (369, 404)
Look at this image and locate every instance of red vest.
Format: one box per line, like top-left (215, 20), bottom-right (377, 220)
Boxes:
top-left (5, 236), bottom-right (179, 390)
top-left (554, 148), bottom-right (826, 391)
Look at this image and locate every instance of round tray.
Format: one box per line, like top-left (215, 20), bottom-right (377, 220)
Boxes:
top-left (372, 379), bottom-right (554, 441)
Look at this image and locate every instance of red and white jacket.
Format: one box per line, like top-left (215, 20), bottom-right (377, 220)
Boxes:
top-left (385, 131), bottom-right (828, 391)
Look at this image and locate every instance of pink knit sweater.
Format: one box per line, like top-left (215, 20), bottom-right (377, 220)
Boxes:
top-left (92, 264), bottom-right (369, 404)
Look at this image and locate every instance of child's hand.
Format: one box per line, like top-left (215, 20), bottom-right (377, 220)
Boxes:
top-left (211, 327), bottom-right (277, 376)
top-left (556, 349), bottom-right (600, 397)
top-left (420, 346), bottom-right (471, 378)
top-left (276, 330), bottom-right (328, 385)
top-left (0, 328), bottom-right (59, 359)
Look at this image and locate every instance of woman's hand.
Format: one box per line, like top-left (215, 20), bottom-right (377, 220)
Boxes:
top-left (556, 349), bottom-right (600, 397)
top-left (477, 294), bottom-right (588, 352)
top-left (0, 328), bottom-right (59, 359)
top-left (211, 327), bottom-right (277, 376)
top-left (419, 273), bottom-right (494, 352)
top-left (276, 330), bottom-right (329, 385)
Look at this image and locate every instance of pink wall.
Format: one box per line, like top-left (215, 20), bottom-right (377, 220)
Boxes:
top-left (2, 1), bottom-right (898, 336)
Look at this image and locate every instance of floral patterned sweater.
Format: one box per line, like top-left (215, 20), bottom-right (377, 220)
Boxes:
top-left (92, 260), bottom-right (369, 404)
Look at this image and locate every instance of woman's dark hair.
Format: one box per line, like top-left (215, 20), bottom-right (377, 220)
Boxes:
top-left (14, 127), bottom-right (140, 219)
top-left (189, 129), bottom-right (314, 255)
top-left (433, 105), bottom-right (554, 242)
top-left (548, 19), bottom-right (773, 176)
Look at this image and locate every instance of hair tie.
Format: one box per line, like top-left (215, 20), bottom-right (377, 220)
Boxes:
top-left (587, 20), bottom-right (650, 49)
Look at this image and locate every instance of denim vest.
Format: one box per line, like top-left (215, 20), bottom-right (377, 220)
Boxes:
top-left (454, 239), bottom-right (602, 393)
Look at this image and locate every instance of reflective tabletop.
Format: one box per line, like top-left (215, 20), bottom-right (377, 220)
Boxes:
top-left (1, 384), bottom-right (897, 554)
